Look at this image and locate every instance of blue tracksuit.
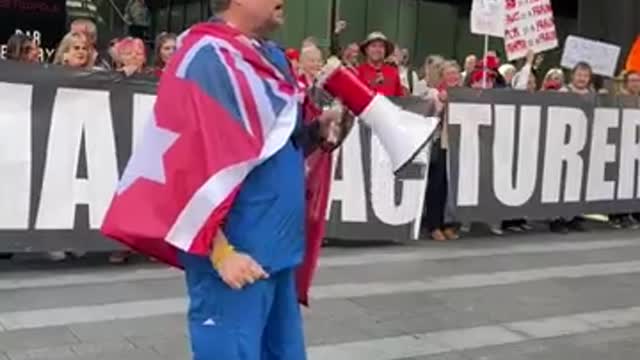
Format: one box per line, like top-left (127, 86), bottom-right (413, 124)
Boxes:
top-left (178, 34), bottom-right (311, 360)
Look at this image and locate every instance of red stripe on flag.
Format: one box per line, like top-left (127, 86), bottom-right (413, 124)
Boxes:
top-left (220, 48), bottom-right (264, 141)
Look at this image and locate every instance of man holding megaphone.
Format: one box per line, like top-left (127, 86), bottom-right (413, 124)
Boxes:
top-left (315, 56), bottom-right (441, 173)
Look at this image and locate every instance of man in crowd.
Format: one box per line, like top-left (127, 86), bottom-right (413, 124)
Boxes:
top-left (356, 31), bottom-right (405, 96)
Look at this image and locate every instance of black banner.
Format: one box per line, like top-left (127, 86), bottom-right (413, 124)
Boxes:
top-left (448, 88), bottom-right (640, 223)
top-left (0, 0), bottom-right (67, 62)
top-left (0, 61), bottom-right (426, 252)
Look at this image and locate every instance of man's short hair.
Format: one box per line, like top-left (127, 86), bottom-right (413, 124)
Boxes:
top-left (210, 0), bottom-right (231, 12)
top-left (70, 18), bottom-right (97, 44)
top-left (572, 61), bottom-right (593, 75)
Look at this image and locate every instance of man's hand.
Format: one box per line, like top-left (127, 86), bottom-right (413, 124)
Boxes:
top-left (217, 252), bottom-right (269, 290)
top-left (335, 20), bottom-right (347, 34)
top-left (210, 230), bottom-right (268, 290)
top-left (525, 50), bottom-right (536, 65)
top-left (317, 106), bottom-right (344, 146)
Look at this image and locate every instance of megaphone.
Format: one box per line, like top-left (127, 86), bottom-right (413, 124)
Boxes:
top-left (316, 58), bottom-right (440, 174)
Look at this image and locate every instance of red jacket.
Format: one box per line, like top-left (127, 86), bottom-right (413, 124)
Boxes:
top-left (356, 62), bottom-right (405, 97)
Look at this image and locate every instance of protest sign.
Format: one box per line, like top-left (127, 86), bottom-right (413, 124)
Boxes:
top-left (561, 35), bottom-right (621, 77)
top-left (504, 0), bottom-right (558, 61)
top-left (470, 0), bottom-right (505, 38)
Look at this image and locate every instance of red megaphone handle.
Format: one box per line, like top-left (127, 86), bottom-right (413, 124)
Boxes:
top-left (323, 67), bottom-right (376, 116)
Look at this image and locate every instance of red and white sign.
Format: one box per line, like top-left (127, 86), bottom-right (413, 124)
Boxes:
top-left (504, 0), bottom-right (558, 61)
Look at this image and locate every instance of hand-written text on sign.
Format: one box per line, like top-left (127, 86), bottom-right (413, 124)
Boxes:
top-left (504, 0), bottom-right (558, 61)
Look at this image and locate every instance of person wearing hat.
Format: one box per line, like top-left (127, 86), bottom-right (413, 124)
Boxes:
top-left (356, 32), bottom-right (405, 97)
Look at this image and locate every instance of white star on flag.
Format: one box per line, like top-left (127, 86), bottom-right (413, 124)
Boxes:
top-left (117, 114), bottom-right (180, 194)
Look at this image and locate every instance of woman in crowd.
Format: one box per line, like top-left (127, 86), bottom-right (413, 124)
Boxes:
top-left (47, 32), bottom-right (94, 261)
top-left (108, 37), bottom-right (147, 264)
top-left (298, 45), bottom-right (324, 87)
top-left (464, 60), bottom-right (508, 235)
top-left (498, 64), bottom-right (517, 88)
top-left (609, 70), bottom-right (640, 229)
top-left (0, 34), bottom-right (39, 260)
top-left (53, 32), bottom-right (93, 70)
top-left (153, 32), bottom-right (177, 77)
top-left (542, 68), bottom-right (566, 91)
top-left (501, 51), bottom-right (537, 233)
top-left (341, 43), bottom-right (360, 68)
top-left (393, 47), bottom-right (419, 95)
top-left (546, 62), bottom-right (594, 233)
top-left (69, 19), bottom-right (109, 70)
top-left (114, 37), bottom-right (147, 77)
top-left (6, 33), bottom-right (40, 63)
top-left (413, 55), bottom-right (444, 97)
top-left (422, 60), bottom-right (461, 241)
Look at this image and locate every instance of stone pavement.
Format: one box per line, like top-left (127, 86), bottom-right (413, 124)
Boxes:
top-left (1, 229), bottom-right (640, 359)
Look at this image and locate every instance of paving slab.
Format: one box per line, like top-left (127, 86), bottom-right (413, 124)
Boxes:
top-left (0, 327), bottom-right (79, 352)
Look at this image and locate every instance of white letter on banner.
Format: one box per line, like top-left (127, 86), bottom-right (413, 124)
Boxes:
top-left (36, 88), bottom-right (119, 230)
top-left (586, 108), bottom-right (618, 201)
top-left (448, 103), bottom-right (492, 206)
top-left (326, 122), bottom-right (367, 222)
top-left (370, 135), bottom-right (425, 225)
top-left (493, 105), bottom-right (540, 206)
top-left (132, 93), bottom-right (156, 148)
top-left (617, 109), bottom-right (640, 199)
top-left (0, 82), bottom-right (32, 229)
top-left (542, 107), bottom-right (588, 203)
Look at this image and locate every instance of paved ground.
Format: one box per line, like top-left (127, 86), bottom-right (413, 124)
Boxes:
top-left (2, 228), bottom-right (640, 359)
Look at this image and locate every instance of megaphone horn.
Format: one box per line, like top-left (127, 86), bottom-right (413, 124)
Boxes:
top-left (316, 57), bottom-right (440, 174)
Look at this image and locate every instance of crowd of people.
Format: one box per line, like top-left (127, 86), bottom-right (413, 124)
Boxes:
top-left (4, 18), bottom-right (176, 79)
top-left (294, 21), bottom-right (640, 241)
top-left (2, 19), bottom-right (177, 263)
top-left (2, 17), bottom-right (640, 262)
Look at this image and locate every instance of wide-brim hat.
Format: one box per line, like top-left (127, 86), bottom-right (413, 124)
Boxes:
top-left (360, 32), bottom-right (394, 58)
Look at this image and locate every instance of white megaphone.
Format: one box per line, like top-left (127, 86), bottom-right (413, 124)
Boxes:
top-left (316, 57), bottom-right (440, 174)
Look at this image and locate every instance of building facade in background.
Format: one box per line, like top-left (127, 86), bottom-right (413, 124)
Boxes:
top-left (145, 0), bottom-right (580, 67)
top-left (63, 0), bottom-right (639, 72)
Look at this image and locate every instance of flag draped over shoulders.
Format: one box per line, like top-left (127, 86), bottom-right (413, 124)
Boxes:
top-left (101, 22), bottom-right (298, 268)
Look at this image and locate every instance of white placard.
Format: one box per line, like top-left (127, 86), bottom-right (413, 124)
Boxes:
top-left (504, 0), bottom-right (558, 61)
top-left (561, 35), bottom-right (621, 77)
top-left (470, 0), bottom-right (505, 38)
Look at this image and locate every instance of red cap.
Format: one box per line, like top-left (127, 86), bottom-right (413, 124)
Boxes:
top-left (470, 69), bottom-right (496, 84)
top-left (478, 55), bottom-right (500, 71)
top-left (285, 48), bottom-right (300, 62)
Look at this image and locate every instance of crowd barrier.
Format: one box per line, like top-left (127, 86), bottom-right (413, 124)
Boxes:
top-left (0, 61), bottom-right (426, 252)
top-left (1, 61), bottom-right (638, 252)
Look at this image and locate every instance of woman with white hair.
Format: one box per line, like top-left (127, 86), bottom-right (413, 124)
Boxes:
top-left (53, 32), bottom-right (93, 70)
top-left (541, 68), bottom-right (567, 91)
top-left (498, 64), bottom-right (517, 87)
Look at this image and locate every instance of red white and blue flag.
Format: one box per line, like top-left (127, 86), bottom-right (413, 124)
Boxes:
top-left (101, 22), bottom-right (299, 268)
